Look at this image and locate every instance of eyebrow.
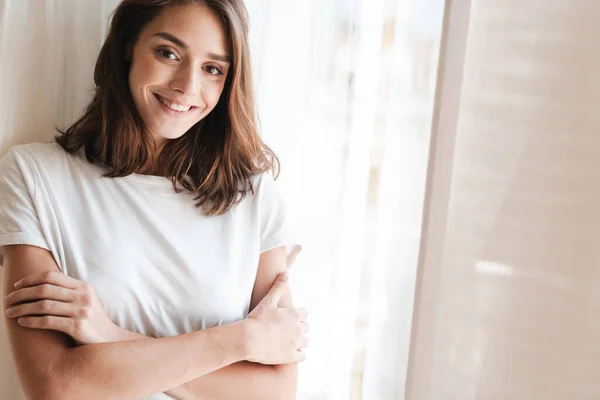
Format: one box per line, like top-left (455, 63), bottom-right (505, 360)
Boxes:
top-left (207, 52), bottom-right (232, 64)
top-left (153, 32), bottom-right (232, 64)
top-left (154, 32), bottom-right (187, 49)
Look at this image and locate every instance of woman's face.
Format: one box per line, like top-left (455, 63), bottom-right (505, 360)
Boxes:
top-left (128, 3), bottom-right (231, 148)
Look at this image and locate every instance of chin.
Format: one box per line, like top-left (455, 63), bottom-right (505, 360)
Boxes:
top-left (164, 131), bottom-right (188, 140)
top-left (153, 125), bottom-right (194, 141)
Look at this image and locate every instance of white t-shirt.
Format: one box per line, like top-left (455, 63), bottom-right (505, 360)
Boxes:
top-left (0, 142), bottom-right (299, 399)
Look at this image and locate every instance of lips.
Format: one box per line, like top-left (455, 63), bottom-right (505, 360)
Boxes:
top-left (153, 93), bottom-right (196, 113)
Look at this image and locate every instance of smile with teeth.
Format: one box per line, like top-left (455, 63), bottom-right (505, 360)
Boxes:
top-left (155, 94), bottom-right (194, 112)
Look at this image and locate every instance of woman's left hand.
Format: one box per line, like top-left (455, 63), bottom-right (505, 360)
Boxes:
top-left (3, 270), bottom-right (121, 345)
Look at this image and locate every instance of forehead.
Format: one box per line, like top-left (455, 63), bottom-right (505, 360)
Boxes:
top-left (141, 3), bottom-right (231, 56)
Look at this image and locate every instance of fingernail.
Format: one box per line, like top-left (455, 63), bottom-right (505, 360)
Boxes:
top-left (279, 271), bottom-right (289, 281)
top-left (13, 281), bottom-right (22, 289)
top-left (5, 308), bottom-right (14, 317)
top-left (17, 318), bottom-right (25, 325)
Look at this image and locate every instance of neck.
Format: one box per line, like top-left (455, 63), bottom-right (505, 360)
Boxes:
top-left (137, 139), bottom-right (166, 176)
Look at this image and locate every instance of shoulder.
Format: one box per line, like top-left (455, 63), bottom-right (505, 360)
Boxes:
top-left (4, 142), bottom-right (68, 165)
top-left (249, 171), bottom-right (290, 217)
top-left (0, 142), bottom-right (74, 193)
top-left (251, 171), bottom-right (280, 198)
top-left (234, 171), bottom-right (286, 215)
top-left (248, 171), bottom-right (288, 210)
top-left (2, 143), bottom-right (75, 176)
top-left (1, 142), bottom-right (69, 174)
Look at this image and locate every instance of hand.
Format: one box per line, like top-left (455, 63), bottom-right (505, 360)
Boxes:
top-left (246, 272), bottom-right (309, 365)
top-left (4, 270), bottom-right (121, 345)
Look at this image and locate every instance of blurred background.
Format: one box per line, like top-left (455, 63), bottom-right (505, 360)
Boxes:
top-left (3, 0), bottom-right (600, 399)
top-left (244, 1), bottom-right (443, 399)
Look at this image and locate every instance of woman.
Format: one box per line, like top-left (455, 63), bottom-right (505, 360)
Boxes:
top-left (0, 0), bottom-right (308, 399)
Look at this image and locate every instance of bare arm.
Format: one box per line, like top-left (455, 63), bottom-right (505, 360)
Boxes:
top-left (2, 245), bottom-right (304, 400)
top-left (119, 246), bottom-right (302, 400)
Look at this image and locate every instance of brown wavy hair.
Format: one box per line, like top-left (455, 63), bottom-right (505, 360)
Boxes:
top-left (55, 0), bottom-right (278, 216)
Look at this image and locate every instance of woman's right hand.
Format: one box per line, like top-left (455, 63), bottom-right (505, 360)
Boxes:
top-left (245, 272), bottom-right (309, 365)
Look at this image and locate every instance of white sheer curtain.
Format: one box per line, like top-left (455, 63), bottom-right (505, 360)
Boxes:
top-left (0, 0), bottom-right (120, 155)
top-left (0, 1), bottom-right (445, 399)
top-left (407, 1), bottom-right (600, 399)
top-left (245, 0), bottom-right (444, 398)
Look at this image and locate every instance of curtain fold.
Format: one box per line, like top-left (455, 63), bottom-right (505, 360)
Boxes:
top-left (246, 0), bottom-right (444, 398)
top-left (408, 1), bottom-right (600, 399)
top-left (0, 0), bottom-right (121, 157)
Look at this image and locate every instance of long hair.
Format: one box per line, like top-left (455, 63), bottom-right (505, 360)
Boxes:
top-left (56, 0), bottom-right (279, 216)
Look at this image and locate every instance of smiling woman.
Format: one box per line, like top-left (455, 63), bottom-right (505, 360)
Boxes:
top-left (0, 1), bottom-right (307, 399)
top-left (55, 0), bottom-right (276, 214)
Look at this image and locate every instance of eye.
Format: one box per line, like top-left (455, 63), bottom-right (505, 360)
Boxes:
top-left (156, 48), bottom-right (179, 61)
top-left (204, 66), bottom-right (224, 76)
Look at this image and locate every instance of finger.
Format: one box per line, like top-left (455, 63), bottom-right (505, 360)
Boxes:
top-left (300, 321), bottom-right (310, 335)
top-left (4, 284), bottom-right (74, 306)
top-left (16, 315), bottom-right (74, 335)
top-left (14, 270), bottom-right (78, 290)
top-left (298, 336), bottom-right (310, 349)
top-left (295, 308), bottom-right (308, 320)
top-left (5, 300), bottom-right (81, 319)
top-left (263, 272), bottom-right (289, 307)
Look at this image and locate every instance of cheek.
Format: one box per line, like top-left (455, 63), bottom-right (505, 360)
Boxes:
top-left (130, 55), bottom-right (168, 94)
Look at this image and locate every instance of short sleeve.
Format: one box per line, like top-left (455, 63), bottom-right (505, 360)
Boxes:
top-left (0, 147), bottom-right (49, 265)
top-left (257, 173), bottom-right (302, 259)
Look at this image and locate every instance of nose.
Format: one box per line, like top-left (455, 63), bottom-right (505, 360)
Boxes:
top-left (169, 63), bottom-right (201, 99)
